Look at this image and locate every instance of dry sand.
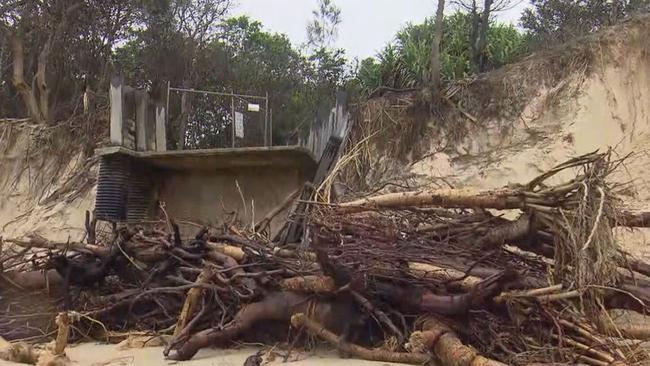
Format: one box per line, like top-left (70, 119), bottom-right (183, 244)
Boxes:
top-left (0, 344), bottom-right (398, 366)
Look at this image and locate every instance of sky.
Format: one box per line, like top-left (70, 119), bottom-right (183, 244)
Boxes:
top-left (234, 0), bottom-right (529, 60)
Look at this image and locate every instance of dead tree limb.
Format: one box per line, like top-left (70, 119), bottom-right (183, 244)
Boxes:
top-left (172, 267), bottom-right (213, 337)
top-left (407, 262), bottom-right (481, 290)
top-left (338, 188), bottom-right (522, 213)
top-left (5, 234), bottom-right (108, 257)
top-left (409, 316), bottom-right (506, 366)
top-left (377, 270), bottom-right (518, 315)
top-left (53, 312), bottom-right (70, 355)
top-left (255, 188), bottom-right (300, 231)
top-left (280, 275), bottom-right (336, 293)
top-left (168, 291), bottom-right (361, 361)
top-left (1, 269), bottom-right (62, 290)
top-left (477, 213), bottom-right (530, 248)
top-left (350, 290), bottom-right (404, 344)
top-left (167, 292), bottom-right (311, 361)
top-left (206, 242), bottom-right (245, 262)
top-left (291, 313), bottom-right (433, 365)
top-left (617, 211), bottom-right (650, 227)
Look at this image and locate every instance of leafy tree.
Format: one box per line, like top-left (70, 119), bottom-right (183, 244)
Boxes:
top-left (0, 0), bottom-right (345, 147)
top-left (0, 0), bottom-right (141, 123)
top-left (357, 12), bottom-right (527, 94)
top-left (306, 0), bottom-right (341, 50)
top-left (520, 0), bottom-right (650, 46)
top-left (455, 0), bottom-right (518, 71)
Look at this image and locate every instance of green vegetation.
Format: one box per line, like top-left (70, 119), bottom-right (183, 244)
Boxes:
top-left (357, 12), bottom-right (528, 94)
top-left (1, 0), bottom-right (647, 144)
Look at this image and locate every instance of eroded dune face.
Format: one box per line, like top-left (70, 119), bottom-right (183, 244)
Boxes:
top-left (0, 124), bottom-right (95, 242)
top-left (344, 17), bottom-right (650, 256)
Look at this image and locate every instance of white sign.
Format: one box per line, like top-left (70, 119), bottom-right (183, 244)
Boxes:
top-left (235, 112), bottom-right (244, 138)
top-left (247, 103), bottom-right (260, 112)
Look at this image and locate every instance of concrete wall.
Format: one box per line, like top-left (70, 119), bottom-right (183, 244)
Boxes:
top-left (95, 146), bottom-right (317, 236)
top-left (157, 165), bottom-right (307, 235)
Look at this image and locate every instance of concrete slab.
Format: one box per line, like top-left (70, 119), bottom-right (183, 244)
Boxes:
top-left (96, 146), bottom-right (317, 172)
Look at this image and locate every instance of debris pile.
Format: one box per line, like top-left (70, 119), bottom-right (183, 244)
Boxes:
top-left (2, 151), bottom-right (650, 365)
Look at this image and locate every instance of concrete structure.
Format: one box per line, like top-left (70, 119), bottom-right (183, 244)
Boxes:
top-left (99, 78), bottom-right (340, 237)
top-left (95, 146), bottom-right (316, 234)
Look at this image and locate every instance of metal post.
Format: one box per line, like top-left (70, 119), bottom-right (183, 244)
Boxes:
top-left (264, 91), bottom-right (269, 147)
top-left (166, 81), bottom-right (170, 128)
top-left (269, 109), bottom-right (273, 146)
top-left (231, 94), bottom-right (235, 148)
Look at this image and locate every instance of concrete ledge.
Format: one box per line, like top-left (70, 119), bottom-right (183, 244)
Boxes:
top-left (95, 146), bottom-right (317, 172)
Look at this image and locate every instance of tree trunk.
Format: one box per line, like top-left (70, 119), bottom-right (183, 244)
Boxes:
top-left (35, 35), bottom-right (52, 123)
top-left (468, 1), bottom-right (481, 71)
top-left (9, 36), bottom-right (45, 124)
top-left (475, 0), bottom-right (493, 72)
top-left (429, 0), bottom-right (445, 90)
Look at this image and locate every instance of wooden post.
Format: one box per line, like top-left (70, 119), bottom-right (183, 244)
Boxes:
top-left (135, 91), bottom-right (149, 151)
top-left (109, 75), bottom-right (124, 146)
top-left (155, 103), bottom-right (167, 152)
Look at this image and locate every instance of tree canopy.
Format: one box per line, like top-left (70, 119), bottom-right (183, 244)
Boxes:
top-left (1, 0), bottom-right (648, 142)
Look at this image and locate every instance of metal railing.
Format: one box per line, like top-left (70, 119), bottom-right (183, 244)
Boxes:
top-left (167, 85), bottom-right (271, 150)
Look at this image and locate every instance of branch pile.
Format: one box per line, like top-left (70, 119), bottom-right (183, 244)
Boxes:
top-left (2, 151), bottom-right (650, 365)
